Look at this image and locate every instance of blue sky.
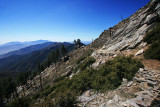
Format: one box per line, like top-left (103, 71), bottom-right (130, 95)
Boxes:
top-left (0, 0), bottom-right (150, 44)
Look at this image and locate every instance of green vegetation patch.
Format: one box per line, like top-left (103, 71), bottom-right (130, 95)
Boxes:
top-left (76, 56), bottom-right (87, 65)
top-left (79, 57), bottom-right (96, 70)
top-left (143, 24), bottom-right (160, 44)
top-left (143, 23), bottom-right (160, 60)
top-left (144, 41), bottom-right (160, 60)
top-left (76, 49), bottom-right (93, 64)
top-left (8, 97), bottom-right (31, 107)
top-left (38, 56), bottom-right (143, 106)
top-left (74, 56), bottom-right (143, 91)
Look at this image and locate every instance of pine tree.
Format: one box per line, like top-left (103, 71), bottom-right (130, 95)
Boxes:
top-left (55, 48), bottom-right (60, 61)
top-left (0, 86), bottom-right (3, 107)
top-left (48, 50), bottom-right (56, 67)
top-left (61, 45), bottom-right (68, 57)
top-left (73, 39), bottom-right (77, 45)
top-left (55, 48), bottom-right (60, 72)
top-left (51, 50), bottom-right (56, 64)
top-left (77, 39), bottom-right (81, 48)
top-left (38, 63), bottom-right (43, 91)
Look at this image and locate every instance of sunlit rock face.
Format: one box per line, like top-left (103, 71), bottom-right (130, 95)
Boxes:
top-left (92, 0), bottom-right (160, 59)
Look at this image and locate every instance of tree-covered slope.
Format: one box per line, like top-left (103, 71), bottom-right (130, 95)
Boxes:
top-left (0, 40), bottom-right (51, 55)
top-left (0, 42), bottom-right (55, 59)
top-left (0, 42), bottom-right (74, 72)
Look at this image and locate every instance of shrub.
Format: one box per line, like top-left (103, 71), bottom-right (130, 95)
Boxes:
top-left (143, 23), bottom-right (160, 60)
top-left (54, 89), bottom-right (78, 107)
top-left (40, 56), bottom-right (143, 106)
top-left (76, 56), bottom-right (87, 64)
top-left (143, 23), bottom-right (160, 44)
top-left (91, 56), bottom-right (143, 91)
top-left (83, 49), bottom-right (93, 56)
top-left (72, 66), bottom-right (79, 73)
top-left (53, 76), bottom-right (65, 83)
top-left (144, 41), bottom-right (160, 60)
top-left (76, 49), bottom-right (93, 65)
top-left (8, 97), bottom-right (31, 107)
top-left (71, 68), bottom-right (95, 93)
top-left (79, 57), bottom-right (96, 70)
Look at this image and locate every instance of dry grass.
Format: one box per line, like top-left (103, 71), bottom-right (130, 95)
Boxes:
top-left (121, 45), bottom-right (160, 72)
top-left (142, 59), bottom-right (160, 71)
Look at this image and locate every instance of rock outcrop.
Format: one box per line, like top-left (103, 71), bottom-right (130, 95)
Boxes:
top-left (78, 68), bottom-right (160, 107)
top-left (92, 0), bottom-right (160, 60)
top-left (77, 0), bottom-right (160, 106)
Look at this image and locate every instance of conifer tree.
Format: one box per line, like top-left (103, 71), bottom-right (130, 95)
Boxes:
top-left (38, 63), bottom-right (43, 91)
top-left (55, 48), bottom-right (60, 72)
top-left (61, 45), bottom-right (68, 57)
top-left (0, 87), bottom-right (3, 107)
top-left (73, 39), bottom-right (77, 46)
top-left (48, 50), bottom-right (56, 67)
top-left (55, 48), bottom-right (60, 61)
top-left (77, 39), bottom-right (81, 48)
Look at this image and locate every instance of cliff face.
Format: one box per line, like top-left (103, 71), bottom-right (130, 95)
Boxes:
top-left (92, 0), bottom-right (160, 60)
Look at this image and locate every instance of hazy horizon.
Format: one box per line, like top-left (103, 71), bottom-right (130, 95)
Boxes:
top-left (0, 39), bottom-right (92, 45)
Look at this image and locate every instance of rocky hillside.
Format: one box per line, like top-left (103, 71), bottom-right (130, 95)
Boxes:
top-left (92, 0), bottom-right (160, 61)
top-left (7, 0), bottom-right (160, 107)
top-left (78, 68), bottom-right (160, 106)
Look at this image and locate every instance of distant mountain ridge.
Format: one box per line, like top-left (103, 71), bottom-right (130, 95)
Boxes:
top-left (0, 42), bottom-right (75, 72)
top-left (0, 42), bottom-right (22, 46)
top-left (0, 40), bottom-right (50, 47)
top-left (0, 40), bottom-right (51, 55)
top-left (0, 42), bottom-right (55, 59)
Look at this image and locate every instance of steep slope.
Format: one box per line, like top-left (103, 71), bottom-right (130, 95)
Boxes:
top-left (92, 0), bottom-right (160, 60)
top-left (81, 0), bottom-right (160, 106)
top-left (0, 42), bottom-right (74, 72)
top-left (0, 42), bottom-right (55, 59)
top-left (7, 0), bottom-right (160, 106)
top-left (0, 40), bottom-right (51, 55)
